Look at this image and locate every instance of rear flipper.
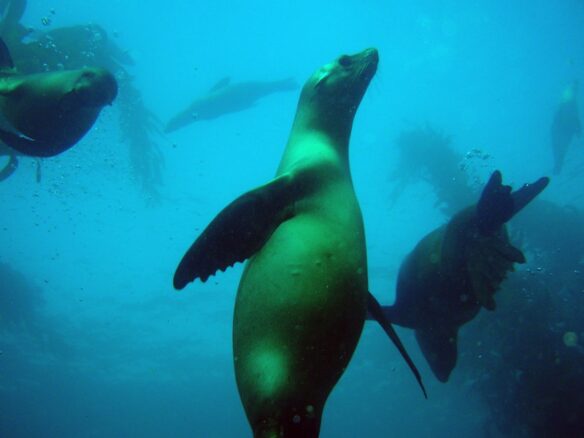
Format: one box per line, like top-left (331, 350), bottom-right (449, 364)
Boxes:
top-left (471, 171), bottom-right (549, 309)
top-left (476, 170), bottom-right (514, 235)
top-left (0, 153), bottom-right (18, 182)
top-left (476, 170), bottom-right (549, 235)
top-left (367, 293), bottom-right (427, 398)
top-left (511, 175), bottom-right (550, 216)
top-left (415, 325), bottom-right (458, 383)
top-left (174, 172), bottom-right (313, 289)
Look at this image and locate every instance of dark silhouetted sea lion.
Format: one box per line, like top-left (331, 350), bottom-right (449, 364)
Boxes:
top-left (174, 48), bottom-right (425, 437)
top-left (551, 80), bottom-right (581, 174)
top-left (164, 77), bottom-right (297, 133)
top-left (0, 38), bottom-right (117, 157)
top-left (375, 171), bottom-right (549, 382)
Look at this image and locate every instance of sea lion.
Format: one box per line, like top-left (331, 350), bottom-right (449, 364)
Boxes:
top-left (551, 80), bottom-right (581, 174)
top-left (374, 171), bottom-right (549, 382)
top-left (0, 38), bottom-right (117, 157)
top-left (174, 48), bottom-right (425, 437)
top-left (164, 77), bottom-right (298, 133)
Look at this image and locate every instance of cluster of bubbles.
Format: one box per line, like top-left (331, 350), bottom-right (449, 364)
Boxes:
top-left (41, 9), bottom-right (56, 27)
top-left (459, 147), bottom-right (494, 190)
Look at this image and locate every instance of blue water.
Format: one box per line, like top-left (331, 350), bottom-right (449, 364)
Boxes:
top-left (1, 1), bottom-right (583, 437)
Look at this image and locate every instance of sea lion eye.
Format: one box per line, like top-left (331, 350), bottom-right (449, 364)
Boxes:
top-left (338, 56), bottom-right (352, 67)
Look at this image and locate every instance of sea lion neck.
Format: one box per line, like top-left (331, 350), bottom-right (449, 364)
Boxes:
top-left (283, 104), bottom-right (353, 167)
top-left (279, 47), bottom-right (379, 168)
top-left (278, 110), bottom-right (352, 175)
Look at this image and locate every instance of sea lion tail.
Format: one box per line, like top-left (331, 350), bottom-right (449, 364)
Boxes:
top-left (367, 292), bottom-right (427, 398)
top-left (476, 170), bottom-right (549, 235)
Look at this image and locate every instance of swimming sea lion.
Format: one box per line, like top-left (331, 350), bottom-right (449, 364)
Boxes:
top-left (374, 171), bottom-right (549, 382)
top-left (174, 48), bottom-right (425, 437)
top-left (164, 77), bottom-right (298, 133)
top-left (551, 80), bottom-right (581, 174)
top-left (0, 38), bottom-right (117, 157)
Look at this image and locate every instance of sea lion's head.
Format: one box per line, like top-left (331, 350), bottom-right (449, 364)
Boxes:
top-left (59, 67), bottom-right (118, 112)
top-left (71, 67), bottom-right (118, 107)
top-left (298, 48), bottom-right (378, 133)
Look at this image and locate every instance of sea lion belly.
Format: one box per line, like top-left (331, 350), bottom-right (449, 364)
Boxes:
top-left (234, 183), bottom-right (367, 436)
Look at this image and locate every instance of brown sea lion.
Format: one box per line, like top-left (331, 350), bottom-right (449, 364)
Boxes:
top-left (174, 48), bottom-right (425, 437)
top-left (0, 38), bottom-right (117, 157)
top-left (376, 171), bottom-right (549, 382)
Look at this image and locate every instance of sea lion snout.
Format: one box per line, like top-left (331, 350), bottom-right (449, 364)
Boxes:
top-left (353, 47), bottom-right (379, 76)
top-left (336, 48), bottom-right (378, 79)
top-left (74, 68), bottom-right (118, 107)
top-left (302, 47), bottom-right (379, 123)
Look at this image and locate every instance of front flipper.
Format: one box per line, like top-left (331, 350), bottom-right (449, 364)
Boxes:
top-left (0, 129), bottom-right (60, 157)
top-left (0, 153), bottom-right (18, 181)
top-left (367, 292), bottom-right (427, 398)
top-left (174, 173), bottom-right (308, 289)
top-left (415, 325), bottom-right (458, 383)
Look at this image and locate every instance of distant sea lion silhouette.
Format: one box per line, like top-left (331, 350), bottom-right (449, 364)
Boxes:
top-left (174, 48), bottom-right (425, 437)
top-left (374, 171), bottom-right (549, 382)
top-left (0, 38), bottom-right (117, 157)
top-left (551, 80), bottom-right (581, 174)
top-left (164, 76), bottom-right (297, 133)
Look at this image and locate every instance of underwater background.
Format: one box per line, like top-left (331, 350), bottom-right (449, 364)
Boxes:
top-left (1, 0), bottom-right (583, 436)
